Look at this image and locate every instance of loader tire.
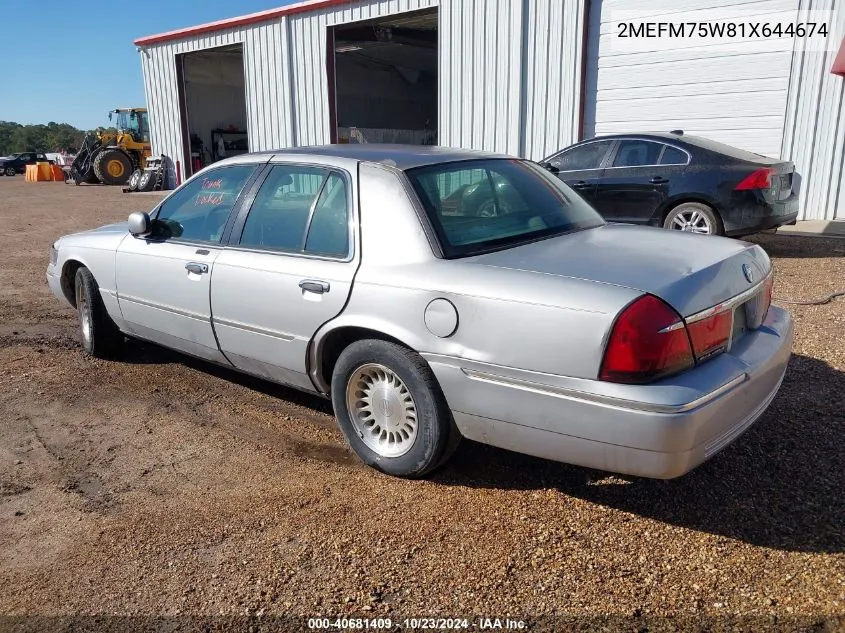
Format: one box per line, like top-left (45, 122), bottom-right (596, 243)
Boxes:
top-left (93, 149), bottom-right (132, 186)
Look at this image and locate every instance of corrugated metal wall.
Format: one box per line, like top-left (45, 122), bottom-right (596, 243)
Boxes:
top-left (522, 0), bottom-right (587, 160)
top-left (141, 0), bottom-right (845, 221)
top-left (139, 0), bottom-right (586, 171)
top-left (438, 0), bottom-right (585, 159)
top-left (781, 0), bottom-right (845, 221)
top-left (438, 0), bottom-right (523, 154)
top-left (584, 0), bottom-right (798, 158)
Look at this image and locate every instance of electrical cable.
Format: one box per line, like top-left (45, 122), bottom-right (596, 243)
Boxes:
top-left (774, 290), bottom-right (845, 305)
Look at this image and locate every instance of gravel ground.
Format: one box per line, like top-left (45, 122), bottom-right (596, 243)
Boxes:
top-left (0, 178), bottom-right (842, 632)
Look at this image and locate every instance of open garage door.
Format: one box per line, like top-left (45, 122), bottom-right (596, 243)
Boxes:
top-left (330, 8), bottom-right (438, 145)
top-left (177, 44), bottom-right (248, 178)
top-left (583, 0), bottom-right (793, 158)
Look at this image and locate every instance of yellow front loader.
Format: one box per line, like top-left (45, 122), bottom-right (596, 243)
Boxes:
top-left (70, 108), bottom-right (152, 186)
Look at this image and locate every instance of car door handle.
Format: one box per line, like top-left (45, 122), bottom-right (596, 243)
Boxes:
top-left (185, 262), bottom-right (209, 275)
top-left (569, 180), bottom-right (590, 189)
top-left (299, 279), bottom-right (330, 294)
top-left (650, 177), bottom-right (669, 184)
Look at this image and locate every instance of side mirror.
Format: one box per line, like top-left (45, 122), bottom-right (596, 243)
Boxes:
top-left (128, 211), bottom-right (151, 236)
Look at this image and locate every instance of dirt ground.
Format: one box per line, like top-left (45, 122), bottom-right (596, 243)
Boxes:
top-left (0, 178), bottom-right (842, 631)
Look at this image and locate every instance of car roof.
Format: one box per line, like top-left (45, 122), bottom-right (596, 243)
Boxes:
top-left (259, 144), bottom-right (513, 170)
top-left (574, 132), bottom-right (689, 144)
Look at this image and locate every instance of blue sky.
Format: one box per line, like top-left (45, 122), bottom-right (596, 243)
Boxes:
top-left (0, 0), bottom-right (295, 129)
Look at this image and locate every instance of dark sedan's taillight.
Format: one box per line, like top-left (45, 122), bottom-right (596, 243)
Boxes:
top-left (600, 295), bottom-right (694, 384)
top-left (735, 167), bottom-right (775, 190)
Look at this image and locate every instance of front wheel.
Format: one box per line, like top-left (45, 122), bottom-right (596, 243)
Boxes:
top-left (331, 339), bottom-right (459, 478)
top-left (4, 166), bottom-right (16, 177)
top-left (663, 202), bottom-right (722, 235)
top-left (74, 267), bottom-right (124, 358)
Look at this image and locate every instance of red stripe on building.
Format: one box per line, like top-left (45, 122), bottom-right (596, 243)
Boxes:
top-left (134, 0), bottom-right (352, 46)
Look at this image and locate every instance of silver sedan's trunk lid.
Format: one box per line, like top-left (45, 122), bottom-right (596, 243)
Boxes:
top-left (466, 224), bottom-right (770, 317)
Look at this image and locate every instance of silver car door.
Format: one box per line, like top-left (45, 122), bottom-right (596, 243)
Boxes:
top-left (210, 163), bottom-right (358, 390)
top-left (115, 163), bottom-right (258, 363)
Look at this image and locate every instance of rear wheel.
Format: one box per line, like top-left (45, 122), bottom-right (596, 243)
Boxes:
top-left (663, 202), bottom-right (722, 236)
top-left (331, 339), bottom-right (458, 478)
top-left (93, 149), bottom-right (132, 186)
top-left (74, 267), bottom-right (123, 358)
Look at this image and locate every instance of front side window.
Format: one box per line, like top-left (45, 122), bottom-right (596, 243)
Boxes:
top-left (612, 140), bottom-right (663, 167)
top-left (153, 165), bottom-right (255, 242)
top-left (551, 140), bottom-right (613, 171)
top-left (407, 159), bottom-right (604, 258)
top-left (239, 165), bottom-right (351, 258)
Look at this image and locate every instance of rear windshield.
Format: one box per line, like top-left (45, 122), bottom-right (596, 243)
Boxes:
top-left (680, 135), bottom-right (772, 162)
top-left (406, 159), bottom-right (604, 258)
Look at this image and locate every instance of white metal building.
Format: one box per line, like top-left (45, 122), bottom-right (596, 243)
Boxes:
top-left (135, 0), bottom-right (844, 221)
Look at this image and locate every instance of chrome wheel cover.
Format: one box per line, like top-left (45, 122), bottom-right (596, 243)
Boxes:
top-left (345, 363), bottom-right (418, 458)
top-left (76, 281), bottom-right (92, 347)
top-left (671, 208), bottom-right (713, 234)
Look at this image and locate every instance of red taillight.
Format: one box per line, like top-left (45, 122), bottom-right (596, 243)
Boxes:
top-left (735, 167), bottom-right (775, 190)
top-left (600, 295), bottom-right (694, 384)
top-left (686, 309), bottom-right (732, 361)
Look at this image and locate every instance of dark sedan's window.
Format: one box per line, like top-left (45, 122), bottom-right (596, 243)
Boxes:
top-left (153, 165), bottom-right (255, 242)
top-left (552, 141), bottom-right (612, 171)
top-left (407, 159), bottom-right (604, 258)
top-left (612, 140), bottom-right (663, 167)
top-left (660, 146), bottom-right (688, 165)
top-left (239, 165), bottom-right (350, 258)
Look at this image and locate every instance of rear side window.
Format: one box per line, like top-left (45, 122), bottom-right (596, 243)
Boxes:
top-left (660, 146), bottom-right (688, 165)
top-left (239, 165), bottom-right (350, 258)
top-left (407, 159), bottom-right (604, 258)
top-left (612, 140), bottom-right (663, 167)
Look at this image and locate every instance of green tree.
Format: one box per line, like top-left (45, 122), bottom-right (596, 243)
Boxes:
top-left (0, 120), bottom-right (89, 155)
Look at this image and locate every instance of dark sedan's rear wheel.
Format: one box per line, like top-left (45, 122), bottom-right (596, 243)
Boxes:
top-left (664, 202), bottom-right (722, 236)
top-left (331, 339), bottom-right (459, 478)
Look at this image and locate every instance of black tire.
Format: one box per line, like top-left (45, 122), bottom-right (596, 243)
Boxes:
top-left (4, 166), bottom-right (16, 177)
top-left (663, 202), bottom-right (723, 236)
top-left (93, 149), bottom-right (132, 186)
top-left (128, 169), bottom-right (143, 191)
top-left (137, 170), bottom-right (156, 192)
top-left (74, 267), bottom-right (123, 358)
top-left (331, 339), bottom-right (458, 478)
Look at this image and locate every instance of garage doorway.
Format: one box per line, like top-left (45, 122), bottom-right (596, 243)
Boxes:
top-left (177, 44), bottom-right (249, 179)
top-left (329, 8), bottom-right (438, 145)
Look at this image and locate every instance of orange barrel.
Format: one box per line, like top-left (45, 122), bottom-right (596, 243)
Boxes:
top-left (50, 164), bottom-right (65, 181)
top-left (25, 164), bottom-right (38, 181)
top-left (36, 162), bottom-right (51, 180)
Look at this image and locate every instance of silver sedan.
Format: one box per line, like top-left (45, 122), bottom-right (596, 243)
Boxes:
top-left (46, 145), bottom-right (793, 478)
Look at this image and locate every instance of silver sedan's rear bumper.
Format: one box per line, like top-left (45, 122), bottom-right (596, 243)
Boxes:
top-left (425, 306), bottom-right (793, 479)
